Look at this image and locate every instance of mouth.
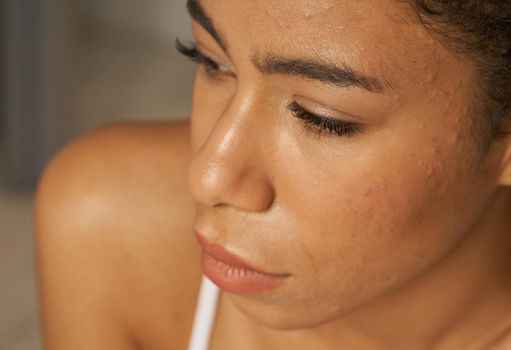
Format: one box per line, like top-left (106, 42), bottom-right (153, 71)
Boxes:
top-left (195, 232), bottom-right (291, 294)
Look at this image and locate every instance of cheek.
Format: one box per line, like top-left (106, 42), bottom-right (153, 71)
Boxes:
top-left (285, 158), bottom-right (438, 270)
top-left (274, 132), bottom-right (484, 315)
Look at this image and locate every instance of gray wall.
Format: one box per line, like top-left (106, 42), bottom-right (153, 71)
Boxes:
top-left (78, 0), bottom-right (192, 41)
top-left (69, 0), bottom-right (195, 133)
top-left (2, 0), bottom-right (69, 184)
top-left (2, 0), bottom-right (196, 185)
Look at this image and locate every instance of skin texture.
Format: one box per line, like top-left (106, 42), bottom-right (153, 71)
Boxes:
top-left (35, 0), bottom-right (511, 349)
top-left (187, 0), bottom-right (511, 348)
top-left (36, 123), bottom-right (203, 350)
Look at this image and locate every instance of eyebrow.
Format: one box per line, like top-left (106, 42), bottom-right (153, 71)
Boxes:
top-left (253, 55), bottom-right (386, 93)
top-left (186, 0), bottom-right (388, 93)
top-left (187, 0), bottom-right (227, 51)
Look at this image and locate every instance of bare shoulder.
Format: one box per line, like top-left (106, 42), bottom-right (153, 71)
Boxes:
top-left (484, 327), bottom-right (511, 350)
top-left (35, 121), bottom-right (202, 350)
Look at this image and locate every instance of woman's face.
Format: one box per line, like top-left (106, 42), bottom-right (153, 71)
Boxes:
top-left (188, 0), bottom-right (504, 329)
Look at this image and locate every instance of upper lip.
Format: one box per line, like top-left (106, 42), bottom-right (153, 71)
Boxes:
top-left (194, 231), bottom-right (290, 277)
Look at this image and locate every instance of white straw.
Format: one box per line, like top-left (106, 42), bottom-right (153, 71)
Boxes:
top-left (188, 276), bottom-right (221, 350)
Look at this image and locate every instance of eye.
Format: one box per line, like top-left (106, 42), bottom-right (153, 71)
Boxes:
top-left (176, 39), bottom-right (232, 78)
top-left (289, 102), bottom-right (363, 138)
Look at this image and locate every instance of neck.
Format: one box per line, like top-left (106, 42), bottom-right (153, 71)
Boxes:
top-left (229, 187), bottom-right (511, 350)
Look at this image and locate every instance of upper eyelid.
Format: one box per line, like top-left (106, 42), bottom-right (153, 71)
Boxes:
top-left (178, 42), bottom-right (355, 123)
top-left (193, 48), bottom-right (216, 64)
top-left (182, 37), bottom-right (221, 58)
top-left (188, 41), bottom-right (231, 69)
top-left (176, 40), bottom-right (211, 60)
top-left (177, 40), bottom-right (238, 80)
top-left (191, 44), bottom-right (211, 59)
top-left (290, 102), bottom-right (353, 124)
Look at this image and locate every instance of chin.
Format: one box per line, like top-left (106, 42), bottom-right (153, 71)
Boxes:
top-left (227, 293), bottom-right (357, 331)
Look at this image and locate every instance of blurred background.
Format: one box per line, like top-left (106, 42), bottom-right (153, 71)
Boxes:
top-left (1, 0), bottom-right (195, 348)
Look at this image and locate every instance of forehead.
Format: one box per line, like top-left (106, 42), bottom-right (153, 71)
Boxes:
top-left (197, 0), bottom-right (469, 95)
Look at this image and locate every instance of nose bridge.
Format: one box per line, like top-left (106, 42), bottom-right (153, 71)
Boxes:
top-left (200, 88), bottom-right (260, 169)
top-left (189, 88), bottom-right (275, 211)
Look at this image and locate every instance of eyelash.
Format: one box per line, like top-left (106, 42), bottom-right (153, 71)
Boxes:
top-left (289, 102), bottom-right (362, 138)
top-left (176, 39), bottom-right (363, 138)
top-left (176, 39), bottom-right (228, 77)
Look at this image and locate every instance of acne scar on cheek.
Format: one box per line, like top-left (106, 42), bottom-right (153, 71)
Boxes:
top-left (449, 115), bottom-right (464, 145)
top-left (414, 27), bottom-right (435, 45)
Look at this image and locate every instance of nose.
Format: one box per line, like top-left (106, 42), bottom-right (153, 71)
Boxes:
top-left (188, 95), bottom-right (276, 213)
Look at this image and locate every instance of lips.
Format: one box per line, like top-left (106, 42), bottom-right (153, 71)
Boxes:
top-left (195, 232), bottom-right (291, 294)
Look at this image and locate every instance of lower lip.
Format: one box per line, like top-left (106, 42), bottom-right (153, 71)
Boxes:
top-left (201, 252), bottom-right (289, 294)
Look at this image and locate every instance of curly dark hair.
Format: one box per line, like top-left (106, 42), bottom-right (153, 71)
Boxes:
top-left (409, 1), bottom-right (511, 145)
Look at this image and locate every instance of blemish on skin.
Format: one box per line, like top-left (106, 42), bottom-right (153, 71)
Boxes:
top-left (364, 189), bottom-right (374, 197)
top-left (303, 7), bottom-right (313, 20)
top-left (414, 28), bottom-right (435, 45)
top-left (450, 132), bottom-right (461, 145)
top-left (321, 3), bottom-right (334, 11)
top-left (415, 28), bottom-right (426, 39)
top-left (426, 164), bottom-right (435, 178)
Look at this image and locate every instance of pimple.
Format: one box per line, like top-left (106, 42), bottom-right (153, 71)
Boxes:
top-left (426, 164), bottom-right (435, 177)
top-left (449, 131), bottom-right (461, 145)
top-left (415, 28), bottom-right (435, 45)
top-left (415, 28), bottom-right (426, 39)
top-left (302, 7), bottom-right (312, 19)
top-left (364, 188), bottom-right (374, 197)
